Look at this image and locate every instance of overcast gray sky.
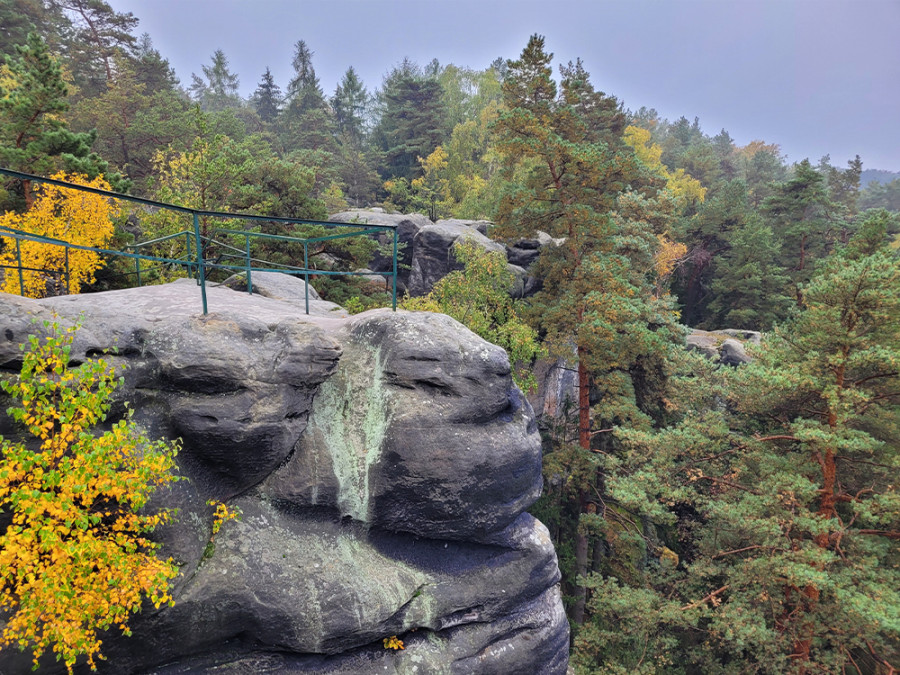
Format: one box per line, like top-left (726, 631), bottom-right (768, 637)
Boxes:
top-left (107, 0), bottom-right (900, 171)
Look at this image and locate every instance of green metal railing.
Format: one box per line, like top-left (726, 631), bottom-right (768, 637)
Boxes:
top-left (0, 168), bottom-right (399, 314)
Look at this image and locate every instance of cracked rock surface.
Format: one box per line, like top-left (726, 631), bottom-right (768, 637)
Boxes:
top-left (0, 280), bottom-right (567, 675)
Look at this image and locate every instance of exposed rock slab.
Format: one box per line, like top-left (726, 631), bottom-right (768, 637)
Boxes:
top-left (0, 280), bottom-right (567, 674)
top-left (505, 230), bottom-right (561, 269)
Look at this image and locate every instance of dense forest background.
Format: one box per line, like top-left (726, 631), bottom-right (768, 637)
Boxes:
top-left (1, 1), bottom-right (898, 673)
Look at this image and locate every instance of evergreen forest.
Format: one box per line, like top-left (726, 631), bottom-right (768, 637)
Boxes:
top-left (0, 2), bottom-right (898, 672)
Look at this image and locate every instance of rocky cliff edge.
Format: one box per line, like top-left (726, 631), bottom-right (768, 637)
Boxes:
top-left (0, 277), bottom-right (568, 675)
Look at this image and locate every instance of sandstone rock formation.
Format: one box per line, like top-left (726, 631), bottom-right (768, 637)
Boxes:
top-left (0, 279), bottom-right (568, 674)
top-left (505, 231), bottom-right (562, 270)
top-left (406, 221), bottom-right (506, 297)
top-left (327, 209), bottom-right (549, 300)
top-left (329, 210), bottom-right (432, 292)
top-left (686, 328), bottom-right (761, 365)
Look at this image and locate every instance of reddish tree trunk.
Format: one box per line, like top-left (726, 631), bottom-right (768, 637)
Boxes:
top-left (789, 361), bottom-right (845, 670)
top-left (23, 179), bottom-right (34, 209)
top-left (569, 347), bottom-right (592, 625)
top-left (578, 350), bottom-right (591, 451)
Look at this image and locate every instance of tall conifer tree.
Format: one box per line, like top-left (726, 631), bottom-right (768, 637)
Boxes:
top-left (0, 33), bottom-right (126, 208)
top-left (493, 34), bottom-right (682, 625)
top-left (279, 40), bottom-right (336, 153)
top-left (252, 67), bottom-right (282, 124)
top-left (189, 49), bottom-right (242, 112)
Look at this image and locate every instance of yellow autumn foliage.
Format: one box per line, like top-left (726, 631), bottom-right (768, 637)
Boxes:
top-left (624, 125), bottom-right (707, 204)
top-left (383, 635), bottom-right (405, 650)
top-left (0, 322), bottom-right (181, 672)
top-left (0, 172), bottom-right (117, 298)
top-left (655, 234), bottom-right (688, 279)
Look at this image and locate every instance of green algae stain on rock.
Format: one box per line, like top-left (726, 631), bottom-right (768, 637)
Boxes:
top-left (311, 343), bottom-right (391, 523)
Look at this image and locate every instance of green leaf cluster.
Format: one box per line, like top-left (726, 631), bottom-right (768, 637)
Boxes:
top-left (401, 238), bottom-right (542, 392)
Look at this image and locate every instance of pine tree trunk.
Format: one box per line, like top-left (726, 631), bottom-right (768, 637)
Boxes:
top-left (23, 179), bottom-right (33, 210)
top-left (578, 352), bottom-right (590, 450)
top-left (570, 350), bottom-right (592, 625)
top-left (571, 510), bottom-right (589, 625)
top-left (790, 361), bottom-right (844, 670)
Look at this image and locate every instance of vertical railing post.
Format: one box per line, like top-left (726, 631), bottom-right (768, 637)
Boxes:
top-left (15, 237), bottom-right (24, 296)
top-left (246, 233), bottom-right (252, 295)
top-left (134, 247), bottom-right (142, 287)
top-left (193, 213), bottom-right (208, 315)
top-left (64, 247), bottom-right (70, 294)
top-left (303, 241), bottom-right (309, 316)
top-left (392, 227), bottom-right (398, 311)
top-left (185, 229), bottom-right (193, 279)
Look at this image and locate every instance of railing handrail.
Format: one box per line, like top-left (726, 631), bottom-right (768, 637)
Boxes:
top-left (0, 168), bottom-right (397, 231)
top-left (0, 169), bottom-right (400, 314)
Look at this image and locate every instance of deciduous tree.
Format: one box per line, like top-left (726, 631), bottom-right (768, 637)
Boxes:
top-left (68, 53), bottom-right (192, 186)
top-left (0, 172), bottom-right (117, 297)
top-left (402, 239), bottom-right (542, 392)
top-left (0, 322), bottom-right (180, 672)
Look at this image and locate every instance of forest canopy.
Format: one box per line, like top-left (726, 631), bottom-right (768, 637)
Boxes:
top-left (0, 2), bottom-right (898, 672)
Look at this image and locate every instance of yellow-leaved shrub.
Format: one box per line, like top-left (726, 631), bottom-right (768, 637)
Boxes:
top-left (0, 173), bottom-right (117, 298)
top-left (0, 322), bottom-right (180, 672)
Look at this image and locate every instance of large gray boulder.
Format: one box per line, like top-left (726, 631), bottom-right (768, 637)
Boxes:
top-left (220, 271), bottom-right (350, 317)
top-left (433, 217), bottom-right (492, 236)
top-left (0, 280), bottom-right (567, 675)
top-left (686, 328), bottom-right (760, 365)
top-left (407, 221), bottom-right (506, 297)
top-left (505, 231), bottom-right (561, 269)
top-left (329, 210), bottom-right (432, 290)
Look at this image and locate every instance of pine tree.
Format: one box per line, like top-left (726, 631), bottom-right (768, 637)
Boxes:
top-left (0, 33), bottom-right (126, 208)
top-left (278, 40), bottom-right (336, 153)
top-left (859, 177), bottom-right (900, 212)
top-left (818, 154), bottom-right (863, 218)
top-left (252, 67), bottom-right (281, 123)
top-left (132, 33), bottom-right (179, 92)
top-left (0, 0), bottom-right (43, 56)
top-left (189, 49), bottom-right (242, 112)
top-left (711, 128), bottom-right (738, 181)
top-left (763, 159), bottom-right (841, 298)
top-left (332, 66), bottom-right (368, 144)
top-left (675, 179), bottom-right (756, 326)
top-left (56, 0), bottom-right (139, 97)
top-left (596, 210), bottom-right (900, 673)
top-left (374, 70), bottom-right (446, 180)
top-left (0, 0), bottom-right (67, 58)
top-left (493, 35), bottom-right (682, 625)
top-left (706, 215), bottom-right (792, 330)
